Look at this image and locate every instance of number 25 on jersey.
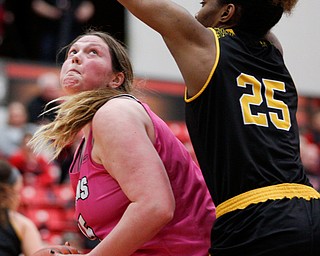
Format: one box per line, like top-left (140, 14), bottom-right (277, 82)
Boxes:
top-left (237, 73), bottom-right (291, 131)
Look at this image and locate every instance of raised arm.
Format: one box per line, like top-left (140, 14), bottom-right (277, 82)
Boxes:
top-left (116, 0), bottom-right (217, 96)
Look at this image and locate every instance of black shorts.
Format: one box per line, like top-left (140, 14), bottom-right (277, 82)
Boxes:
top-left (210, 198), bottom-right (320, 256)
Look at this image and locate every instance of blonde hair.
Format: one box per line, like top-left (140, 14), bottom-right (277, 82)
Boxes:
top-left (29, 30), bottom-right (134, 159)
top-left (30, 89), bottom-right (131, 159)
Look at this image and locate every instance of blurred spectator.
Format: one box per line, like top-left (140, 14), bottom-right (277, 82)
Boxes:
top-left (26, 71), bottom-right (72, 184)
top-left (300, 134), bottom-right (320, 191)
top-left (89, 0), bottom-right (125, 43)
top-left (0, 101), bottom-right (38, 158)
top-left (0, 0), bottom-right (39, 60)
top-left (26, 71), bottom-right (62, 125)
top-left (0, 0), bottom-right (125, 62)
top-left (31, 0), bottom-right (95, 63)
top-left (305, 110), bottom-right (320, 149)
top-left (9, 133), bottom-right (60, 186)
top-left (0, 159), bottom-right (44, 255)
top-left (0, 0), bottom-right (14, 45)
top-left (302, 109), bottom-right (320, 191)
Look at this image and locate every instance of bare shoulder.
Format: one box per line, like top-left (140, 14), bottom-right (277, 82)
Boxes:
top-left (91, 96), bottom-right (152, 150)
top-left (90, 96), bottom-right (155, 168)
top-left (10, 210), bottom-right (44, 255)
top-left (10, 210), bottom-right (37, 230)
top-left (265, 31), bottom-right (283, 55)
top-left (93, 96), bottom-right (147, 126)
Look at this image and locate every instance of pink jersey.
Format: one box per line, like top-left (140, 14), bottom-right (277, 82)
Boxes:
top-left (69, 98), bottom-right (215, 255)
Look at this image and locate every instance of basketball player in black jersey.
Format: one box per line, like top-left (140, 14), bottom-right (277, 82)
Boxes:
top-left (114, 0), bottom-right (320, 255)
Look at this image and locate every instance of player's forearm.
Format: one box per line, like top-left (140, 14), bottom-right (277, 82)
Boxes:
top-left (116, 0), bottom-right (190, 37)
top-left (88, 202), bottom-right (174, 255)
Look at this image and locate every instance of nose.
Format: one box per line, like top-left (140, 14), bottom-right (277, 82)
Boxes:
top-left (71, 53), bottom-right (81, 64)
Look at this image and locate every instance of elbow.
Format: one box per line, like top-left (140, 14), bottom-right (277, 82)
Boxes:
top-left (155, 200), bottom-right (175, 225)
top-left (162, 208), bottom-right (175, 225)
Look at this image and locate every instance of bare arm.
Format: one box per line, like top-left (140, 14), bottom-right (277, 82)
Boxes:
top-left (31, 0), bottom-right (62, 19)
top-left (116, 0), bottom-right (217, 96)
top-left (74, 1), bottom-right (95, 23)
top-left (10, 211), bottom-right (44, 256)
top-left (88, 98), bottom-right (175, 255)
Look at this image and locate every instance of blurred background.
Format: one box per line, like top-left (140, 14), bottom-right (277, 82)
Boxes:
top-left (0, 0), bottom-right (319, 253)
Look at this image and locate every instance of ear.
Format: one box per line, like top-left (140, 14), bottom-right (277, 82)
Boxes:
top-left (220, 4), bottom-right (236, 23)
top-left (108, 72), bottom-right (125, 89)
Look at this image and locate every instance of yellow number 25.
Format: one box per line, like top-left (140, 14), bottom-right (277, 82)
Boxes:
top-left (237, 73), bottom-right (291, 131)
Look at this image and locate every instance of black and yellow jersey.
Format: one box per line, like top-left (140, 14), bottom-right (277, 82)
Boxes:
top-left (185, 28), bottom-right (310, 205)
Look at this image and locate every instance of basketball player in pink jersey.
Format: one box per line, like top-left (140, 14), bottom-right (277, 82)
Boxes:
top-left (29, 30), bottom-right (215, 255)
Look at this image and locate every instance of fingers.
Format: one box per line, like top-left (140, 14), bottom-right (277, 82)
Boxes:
top-left (50, 249), bottom-right (63, 254)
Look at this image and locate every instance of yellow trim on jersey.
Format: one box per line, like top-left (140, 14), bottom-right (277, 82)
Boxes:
top-left (185, 27), bottom-right (220, 103)
top-left (216, 183), bottom-right (320, 219)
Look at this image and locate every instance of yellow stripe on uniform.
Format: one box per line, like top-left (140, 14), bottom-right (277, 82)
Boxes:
top-left (216, 183), bottom-right (320, 219)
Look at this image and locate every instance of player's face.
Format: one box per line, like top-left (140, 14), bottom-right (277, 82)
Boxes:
top-left (196, 0), bottom-right (224, 28)
top-left (60, 35), bottom-right (116, 95)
